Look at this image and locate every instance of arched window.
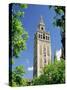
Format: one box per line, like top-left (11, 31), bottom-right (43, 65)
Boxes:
top-left (43, 33), bottom-right (45, 39)
top-left (46, 36), bottom-right (48, 40)
top-left (41, 35), bottom-right (42, 39)
top-left (39, 34), bottom-right (40, 38)
top-left (47, 46), bottom-right (50, 56)
top-left (43, 48), bottom-right (46, 64)
top-left (41, 27), bottom-right (43, 30)
top-left (48, 37), bottom-right (49, 40)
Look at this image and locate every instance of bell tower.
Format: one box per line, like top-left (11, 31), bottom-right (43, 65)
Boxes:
top-left (33, 16), bottom-right (51, 77)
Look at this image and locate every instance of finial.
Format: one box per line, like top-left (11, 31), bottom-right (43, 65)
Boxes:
top-left (40, 15), bottom-right (44, 25)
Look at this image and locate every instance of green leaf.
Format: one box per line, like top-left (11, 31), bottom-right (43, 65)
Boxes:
top-left (20, 4), bottom-right (28, 9)
top-left (16, 11), bottom-right (24, 17)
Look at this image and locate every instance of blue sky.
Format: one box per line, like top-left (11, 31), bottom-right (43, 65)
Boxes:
top-left (12, 4), bottom-right (62, 79)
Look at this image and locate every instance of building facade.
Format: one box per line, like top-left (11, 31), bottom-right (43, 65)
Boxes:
top-left (33, 16), bottom-right (51, 77)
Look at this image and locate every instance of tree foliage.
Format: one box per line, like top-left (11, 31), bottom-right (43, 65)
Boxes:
top-left (49, 6), bottom-right (65, 59)
top-left (32, 59), bottom-right (65, 85)
top-left (9, 4), bottom-right (29, 87)
top-left (50, 6), bottom-right (65, 32)
top-left (11, 4), bottom-right (28, 58)
top-left (10, 65), bottom-right (28, 86)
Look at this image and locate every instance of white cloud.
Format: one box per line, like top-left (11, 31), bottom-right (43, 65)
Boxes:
top-left (56, 49), bottom-right (62, 60)
top-left (27, 66), bottom-right (33, 71)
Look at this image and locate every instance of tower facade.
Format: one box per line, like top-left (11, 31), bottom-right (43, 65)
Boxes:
top-left (33, 16), bottom-right (51, 77)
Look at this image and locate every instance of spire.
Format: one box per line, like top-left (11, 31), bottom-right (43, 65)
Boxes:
top-left (39, 16), bottom-right (45, 25)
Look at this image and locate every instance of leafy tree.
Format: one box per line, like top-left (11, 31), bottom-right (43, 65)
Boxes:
top-left (21, 78), bottom-right (29, 86)
top-left (32, 59), bottom-right (65, 85)
top-left (10, 65), bottom-right (28, 86)
top-left (11, 4), bottom-right (28, 58)
top-left (9, 3), bottom-right (28, 86)
top-left (49, 6), bottom-right (65, 59)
